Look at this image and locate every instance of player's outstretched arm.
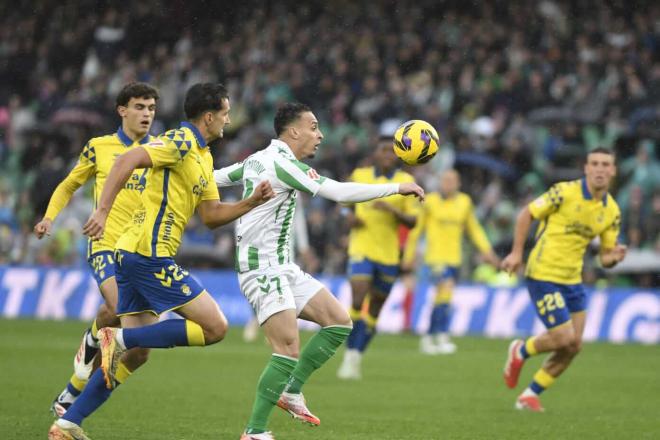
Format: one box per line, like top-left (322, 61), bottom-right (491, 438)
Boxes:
top-left (214, 162), bottom-right (244, 188)
top-left (501, 206), bottom-right (533, 274)
top-left (316, 178), bottom-right (424, 203)
top-left (83, 147), bottom-right (153, 240)
top-left (34, 147), bottom-right (96, 239)
top-left (600, 244), bottom-right (627, 268)
top-left (198, 180), bottom-right (275, 229)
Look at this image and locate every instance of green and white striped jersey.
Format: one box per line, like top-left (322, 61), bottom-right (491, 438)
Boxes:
top-left (215, 139), bottom-right (326, 273)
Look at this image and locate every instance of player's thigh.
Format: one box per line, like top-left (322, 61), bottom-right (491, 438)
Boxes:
top-left (262, 309), bottom-right (300, 356)
top-left (98, 277), bottom-right (119, 314)
top-left (89, 251), bottom-right (119, 311)
top-left (176, 291), bottom-right (228, 335)
top-left (299, 288), bottom-right (351, 327)
top-left (348, 259), bottom-right (374, 305)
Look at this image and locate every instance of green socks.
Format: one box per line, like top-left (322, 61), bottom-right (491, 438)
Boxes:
top-left (285, 325), bottom-right (352, 394)
top-left (246, 354), bottom-right (297, 433)
top-left (245, 325), bottom-right (352, 434)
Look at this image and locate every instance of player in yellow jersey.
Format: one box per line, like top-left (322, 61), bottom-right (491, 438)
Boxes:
top-left (501, 147), bottom-right (626, 412)
top-left (403, 169), bottom-right (500, 354)
top-left (33, 82), bottom-right (159, 417)
top-left (48, 83), bottom-right (274, 440)
top-left (337, 137), bottom-right (421, 380)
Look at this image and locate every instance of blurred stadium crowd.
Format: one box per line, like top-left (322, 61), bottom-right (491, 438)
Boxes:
top-left (0, 0), bottom-right (658, 286)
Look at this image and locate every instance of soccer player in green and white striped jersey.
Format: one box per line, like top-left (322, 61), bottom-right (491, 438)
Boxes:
top-left (215, 103), bottom-right (424, 440)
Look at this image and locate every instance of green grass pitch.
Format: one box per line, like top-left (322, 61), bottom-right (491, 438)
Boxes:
top-left (0, 319), bottom-right (658, 439)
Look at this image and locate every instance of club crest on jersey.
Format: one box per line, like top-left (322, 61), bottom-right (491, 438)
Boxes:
top-left (307, 168), bottom-right (320, 180)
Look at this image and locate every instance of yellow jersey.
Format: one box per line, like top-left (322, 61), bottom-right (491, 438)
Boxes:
top-left (116, 122), bottom-right (219, 258)
top-left (347, 166), bottom-right (420, 265)
top-left (403, 191), bottom-right (492, 267)
top-left (44, 127), bottom-right (151, 257)
top-left (526, 178), bottom-right (621, 284)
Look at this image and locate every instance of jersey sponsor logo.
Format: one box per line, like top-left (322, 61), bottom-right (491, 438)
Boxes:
top-left (565, 221), bottom-right (594, 238)
top-left (307, 168), bottom-right (321, 180)
top-left (245, 159), bottom-right (265, 175)
top-left (124, 172), bottom-right (145, 191)
top-left (148, 139), bottom-right (165, 147)
top-left (192, 175), bottom-right (208, 196)
top-left (534, 197), bottom-right (545, 207)
top-left (162, 212), bottom-right (175, 242)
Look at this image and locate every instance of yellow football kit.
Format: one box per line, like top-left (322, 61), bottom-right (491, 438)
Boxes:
top-left (116, 121), bottom-right (220, 258)
top-left (404, 191), bottom-right (492, 270)
top-left (526, 178), bottom-right (621, 285)
top-left (43, 127), bottom-right (151, 284)
top-left (115, 122), bottom-right (219, 316)
top-left (347, 167), bottom-right (420, 266)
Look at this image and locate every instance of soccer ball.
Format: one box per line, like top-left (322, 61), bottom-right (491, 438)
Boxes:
top-left (393, 120), bottom-right (440, 165)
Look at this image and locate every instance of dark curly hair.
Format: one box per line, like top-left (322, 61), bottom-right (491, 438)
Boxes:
top-left (115, 82), bottom-right (159, 108)
top-left (274, 102), bottom-right (312, 136)
top-left (184, 83), bottom-right (229, 120)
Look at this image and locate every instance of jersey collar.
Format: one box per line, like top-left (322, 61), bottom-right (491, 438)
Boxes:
top-left (581, 178), bottom-right (608, 206)
top-left (117, 126), bottom-right (151, 147)
top-left (180, 121), bottom-right (207, 148)
top-left (269, 139), bottom-right (297, 160)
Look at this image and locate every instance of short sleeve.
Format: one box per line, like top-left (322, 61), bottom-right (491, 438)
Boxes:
top-left (202, 178), bottom-right (220, 201)
top-left (600, 211), bottom-right (621, 250)
top-left (528, 183), bottom-right (564, 219)
top-left (143, 137), bottom-right (183, 168)
top-left (274, 158), bottom-right (326, 195)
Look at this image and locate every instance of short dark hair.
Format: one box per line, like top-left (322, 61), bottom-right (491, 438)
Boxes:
top-left (274, 102), bottom-right (312, 136)
top-left (183, 83), bottom-right (229, 120)
top-left (115, 82), bottom-right (159, 108)
top-left (587, 147), bottom-right (616, 161)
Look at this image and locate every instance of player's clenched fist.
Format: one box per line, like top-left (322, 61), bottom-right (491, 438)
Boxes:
top-left (82, 209), bottom-right (108, 241)
top-left (501, 251), bottom-right (523, 275)
top-left (248, 180), bottom-right (275, 207)
top-left (33, 218), bottom-right (53, 239)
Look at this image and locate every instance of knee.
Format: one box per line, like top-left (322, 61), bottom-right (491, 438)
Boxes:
top-left (203, 316), bottom-right (229, 345)
top-left (97, 304), bottom-right (119, 327)
top-left (552, 332), bottom-right (580, 354)
top-left (565, 339), bottom-right (582, 356)
top-left (336, 310), bottom-right (353, 328)
top-left (271, 335), bottom-right (299, 358)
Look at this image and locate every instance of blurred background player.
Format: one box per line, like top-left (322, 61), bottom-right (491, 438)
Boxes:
top-left (48, 83), bottom-right (274, 440)
top-left (33, 82), bottom-right (159, 416)
top-left (215, 103), bottom-right (424, 439)
top-left (337, 136), bottom-right (421, 380)
top-left (404, 169), bottom-right (500, 354)
top-left (501, 147), bottom-right (627, 412)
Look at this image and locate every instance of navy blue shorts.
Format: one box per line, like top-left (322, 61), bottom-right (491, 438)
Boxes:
top-left (429, 265), bottom-right (459, 285)
top-left (526, 277), bottom-right (587, 329)
top-left (87, 251), bottom-right (116, 287)
top-left (115, 250), bottom-right (205, 316)
top-left (348, 258), bottom-right (399, 295)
